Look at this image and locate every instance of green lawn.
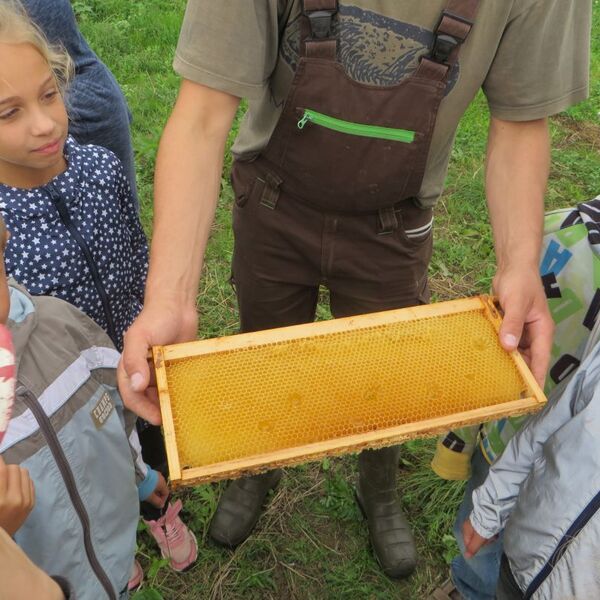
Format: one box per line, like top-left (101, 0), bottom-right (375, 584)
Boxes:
top-left (75, 2), bottom-right (600, 598)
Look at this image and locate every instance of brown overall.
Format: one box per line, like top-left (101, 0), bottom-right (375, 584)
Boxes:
top-left (214, 0), bottom-right (481, 574)
top-left (232, 0), bottom-right (480, 332)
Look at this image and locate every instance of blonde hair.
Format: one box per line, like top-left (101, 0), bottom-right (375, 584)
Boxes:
top-left (0, 0), bottom-right (74, 94)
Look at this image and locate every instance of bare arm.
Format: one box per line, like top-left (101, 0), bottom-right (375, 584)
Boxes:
top-left (486, 116), bottom-right (553, 386)
top-left (119, 80), bottom-right (240, 422)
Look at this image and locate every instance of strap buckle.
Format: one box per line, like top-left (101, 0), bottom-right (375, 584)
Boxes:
top-left (431, 33), bottom-right (459, 64)
top-left (259, 172), bottom-right (283, 210)
top-left (305, 9), bottom-right (337, 39)
top-left (377, 207), bottom-right (399, 235)
top-left (430, 9), bottom-right (474, 64)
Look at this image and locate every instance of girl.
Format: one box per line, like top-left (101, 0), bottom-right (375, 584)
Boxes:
top-left (0, 0), bottom-right (197, 581)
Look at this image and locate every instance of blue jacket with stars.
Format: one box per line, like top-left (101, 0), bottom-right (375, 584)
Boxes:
top-left (0, 136), bottom-right (147, 351)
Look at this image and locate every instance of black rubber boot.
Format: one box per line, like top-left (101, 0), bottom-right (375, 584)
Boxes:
top-left (356, 446), bottom-right (417, 579)
top-left (209, 469), bottom-right (282, 548)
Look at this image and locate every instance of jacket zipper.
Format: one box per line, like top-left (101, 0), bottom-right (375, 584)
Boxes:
top-left (45, 184), bottom-right (118, 345)
top-left (19, 387), bottom-right (117, 600)
top-left (297, 108), bottom-right (415, 143)
top-left (524, 488), bottom-right (600, 599)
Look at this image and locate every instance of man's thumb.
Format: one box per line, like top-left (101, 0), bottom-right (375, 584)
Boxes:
top-left (499, 303), bottom-right (526, 352)
top-left (121, 332), bottom-right (151, 392)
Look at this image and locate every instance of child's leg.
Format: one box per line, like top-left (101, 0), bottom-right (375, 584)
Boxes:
top-left (450, 449), bottom-right (504, 600)
top-left (136, 419), bottom-right (198, 571)
top-left (137, 420), bottom-right (168, 521)
top-left (137, 422), bottom-right (168, 477)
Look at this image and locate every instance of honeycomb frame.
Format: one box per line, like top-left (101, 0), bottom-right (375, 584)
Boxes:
top-left (153, 296), bottom-right (545, 488)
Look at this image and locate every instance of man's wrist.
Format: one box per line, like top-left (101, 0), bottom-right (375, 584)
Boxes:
top-left (143, 285), bottom-right (197, 314)
top-left (495, 252), bottom-right (540, 274)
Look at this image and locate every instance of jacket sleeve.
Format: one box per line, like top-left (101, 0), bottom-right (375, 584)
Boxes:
top-left (127, 422), bottom-right (158, 502)
top-left (469, 365), bottom-right (596, 539)
top-left (118, 397), bottom-right (160, 501)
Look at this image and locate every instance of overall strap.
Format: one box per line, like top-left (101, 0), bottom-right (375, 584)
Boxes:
top-left (301, 0), bottom-right (338, 60)
top-left (416, 0), bottom-right (481, 82)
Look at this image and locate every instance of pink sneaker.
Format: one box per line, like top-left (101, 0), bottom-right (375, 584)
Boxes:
top-left (128, 559), bottom-right (143, 591)
top-left (144, 500), bottom-right (198, 572)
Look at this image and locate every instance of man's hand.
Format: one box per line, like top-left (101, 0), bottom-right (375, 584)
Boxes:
top-left (0, 455), bottom-right (35, 536)
top-left (462, 518), bottom-right (494, 559)
top-left (119, 298), bottom-right (197, 424)
top-left (493, 264), bottom-right (554, 387)
top-left (119, 81), bottom-right (240, 423)
top-left (0, 527), bottom-right (65, 599)
top-left (146, 471), bottom-right (169, 509)
top-left (485, 117), bottom-right (552, 387)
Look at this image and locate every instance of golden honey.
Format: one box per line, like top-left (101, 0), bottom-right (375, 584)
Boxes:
top-left (153, 296), bottom-right (545, 486)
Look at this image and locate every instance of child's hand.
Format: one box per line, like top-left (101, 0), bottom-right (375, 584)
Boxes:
top-left (146, 471), bottom-right (169, 509)
top-left (462, 518), bottom-right (494, 559)
top-left (0, 455), bottom-right (35, 536)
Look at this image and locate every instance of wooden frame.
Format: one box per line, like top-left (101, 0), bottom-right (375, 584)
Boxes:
top-left (153, 296), bottom-right (546, 487)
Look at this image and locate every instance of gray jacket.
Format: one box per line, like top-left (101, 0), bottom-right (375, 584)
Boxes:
top-left (0, 284), bottom-right (146, 600)
top-left (470, 341), bottom-right (600, 599)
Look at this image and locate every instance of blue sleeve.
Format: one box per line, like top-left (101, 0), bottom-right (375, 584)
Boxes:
top-left (137, 465), bottom-right (159, 502)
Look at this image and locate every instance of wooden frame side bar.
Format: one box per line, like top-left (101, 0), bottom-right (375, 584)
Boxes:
top-left (480, 296), bottom-right (545, 404)
top-left (152, 347), bottom-right (182, 482)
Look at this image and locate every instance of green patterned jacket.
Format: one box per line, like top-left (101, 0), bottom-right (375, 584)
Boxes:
top-left (432, 199), bottom-right (600, 479)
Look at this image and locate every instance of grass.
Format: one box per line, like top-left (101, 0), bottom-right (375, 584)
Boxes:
top-left (74, 2), bottom-right (600, 597)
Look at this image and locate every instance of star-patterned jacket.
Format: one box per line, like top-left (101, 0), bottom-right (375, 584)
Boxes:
top-left (0, 136), bottom-right (148, 351)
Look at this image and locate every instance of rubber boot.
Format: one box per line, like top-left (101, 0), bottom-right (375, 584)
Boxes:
top-left (209, 469), bottom-right (282, 547)
top-left (356, 446), bottom-right (417, 578)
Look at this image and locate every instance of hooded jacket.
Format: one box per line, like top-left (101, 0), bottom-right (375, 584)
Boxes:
top-left (0, 283), bottom-right (147, 600)
top-left (470, 340), bottom-right (600, 599)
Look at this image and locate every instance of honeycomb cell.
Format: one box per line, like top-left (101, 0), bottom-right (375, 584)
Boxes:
top-left (157, 296), bottom-right (544, 484)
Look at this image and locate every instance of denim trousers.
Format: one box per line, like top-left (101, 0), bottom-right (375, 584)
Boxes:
top-left (451, 448), bottom-right (504, 600)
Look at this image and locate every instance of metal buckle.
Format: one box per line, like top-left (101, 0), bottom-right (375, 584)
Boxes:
top-left (306, 9), bottom-right (336, 39)
top-left (431, 33), bottom-right (459, 64)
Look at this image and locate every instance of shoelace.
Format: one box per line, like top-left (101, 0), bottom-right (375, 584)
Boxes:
top-left (164, 507), bottom-right (185, 547)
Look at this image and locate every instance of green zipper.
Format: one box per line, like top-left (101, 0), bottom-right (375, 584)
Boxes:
top-left (297, 109), bottom-right (415, 143)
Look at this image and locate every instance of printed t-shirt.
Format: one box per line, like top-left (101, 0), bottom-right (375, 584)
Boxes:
top-left (174, 0), bottom-right (590, 207)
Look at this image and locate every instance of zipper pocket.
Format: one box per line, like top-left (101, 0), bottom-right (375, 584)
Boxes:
top-left (297, 109), bottom-right (415, 143)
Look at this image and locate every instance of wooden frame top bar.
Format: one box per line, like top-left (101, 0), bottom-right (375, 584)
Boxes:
top-left (160, 296), bottom-right (500, 361)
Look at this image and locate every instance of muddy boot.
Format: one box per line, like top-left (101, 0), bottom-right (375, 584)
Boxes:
top-left (356, 446), bottom-right (417, 579)
top-left (209, 469), bottom-right (282, 547)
